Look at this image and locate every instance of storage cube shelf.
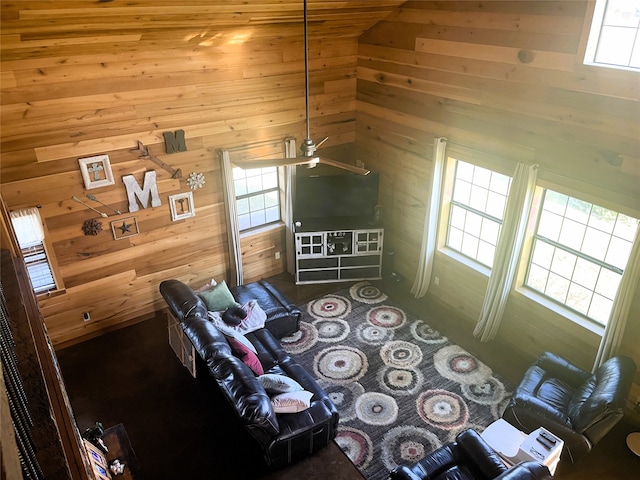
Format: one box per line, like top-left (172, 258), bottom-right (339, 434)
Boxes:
top-left (295, 228), bottom-right (383, 284)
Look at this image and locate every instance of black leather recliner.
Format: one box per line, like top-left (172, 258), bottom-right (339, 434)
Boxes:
top-left (502, 351), bottom-right (636, 463)
top-left (388, 429), bottom-right (551, 480)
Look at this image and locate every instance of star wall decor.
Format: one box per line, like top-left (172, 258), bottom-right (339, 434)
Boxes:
top-left (186, 172), bottom-right (205, 190)
top-left (110, 216), bottom-right (139, 240)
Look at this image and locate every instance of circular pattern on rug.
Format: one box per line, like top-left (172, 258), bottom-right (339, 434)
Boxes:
top-left (434, 345), bottom-right (493, 385)
top-left (355, 322), bottom-right (394, 346)
top-left (318, 380), bottom-right (364, 422)
top-left (416, 389), bottom-right (469, 430)
top-left (355, 392), bottom-right (399, 426)
top-left (313, 345), bottom-right (368, 384)
top-left (335, 427), bottom-right (374, 471)
top-left (314, 318), bottom-right (350, 343)
top-left (367, 305), bottom-right (406, 329)
top-left (381, 425), bottom-right (442, 471)
top-left (410, 320), bottom-right (448, 344)
top-left (278, 321), bottom-right (318, 354)
top-left (307, 294), bottom-right (351, 319)
top-left (349, 281), bottom-right (388, 304)
top-left (461, 376), bottom-right (506, 406)
top-left (378, 366), bottom-right (424, 396)
top-left (379, 340), bottom-right (423, 368)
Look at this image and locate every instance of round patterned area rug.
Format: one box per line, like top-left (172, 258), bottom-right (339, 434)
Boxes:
top-left (281, 282), bottom-right (512, 480)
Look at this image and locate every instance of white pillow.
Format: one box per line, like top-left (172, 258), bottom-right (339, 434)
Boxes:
top-left (258, 374), bottom-right (303, 394)
top-left (271, 390), bottom-right (314, 413)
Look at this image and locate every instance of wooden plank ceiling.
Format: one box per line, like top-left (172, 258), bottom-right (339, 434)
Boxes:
top-left (1, 1), bottom-right (408, 49)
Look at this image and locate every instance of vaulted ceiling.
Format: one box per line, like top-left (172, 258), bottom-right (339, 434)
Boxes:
top-left (1, 1), bottom-right (408, 49)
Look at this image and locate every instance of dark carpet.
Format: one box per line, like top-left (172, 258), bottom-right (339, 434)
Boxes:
top-left (280, 282), bottom-right (512, 479)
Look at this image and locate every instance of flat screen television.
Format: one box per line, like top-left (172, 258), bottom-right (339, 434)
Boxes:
top-left (294, 173), bottom-right (379, 230)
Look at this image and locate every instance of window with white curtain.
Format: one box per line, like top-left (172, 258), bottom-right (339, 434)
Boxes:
top-left (524, 189), bottom-right (639, 325)
top-left (9, 207), bottom-right (57, 294)
top-left (584, 0), bottom-right (640, 71)
top-left (233, 166), bottom-right (281, 231)
top-left (445, 159), bottom-right (512, 268)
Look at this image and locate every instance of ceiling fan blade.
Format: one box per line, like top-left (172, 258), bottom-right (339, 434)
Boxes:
top-left (233, 156), bottom-right (319, 170)
top-left (318, 157), bottom-right (370, 175)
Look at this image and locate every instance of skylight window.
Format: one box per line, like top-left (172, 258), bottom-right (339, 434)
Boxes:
top-left (584, 0), bottom-right (640, 71)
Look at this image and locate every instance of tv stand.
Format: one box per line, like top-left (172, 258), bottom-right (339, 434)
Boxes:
top-left (295, 224), bottom-right (383, 284)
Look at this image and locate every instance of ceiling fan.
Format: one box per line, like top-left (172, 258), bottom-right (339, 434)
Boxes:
top-left (234, 0), bottom-right (370, 175)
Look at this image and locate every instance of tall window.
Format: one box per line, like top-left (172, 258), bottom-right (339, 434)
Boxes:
top-left (9, 207), bottom-right (57, 294)
top-left (446, 160), bottom-right (511, 267)
top-left (525, 190), bottom-right (639, 325)
top-left (233, 166), bottom-right (281, 231)
top-left (584, 0), bottom-right (640, 70)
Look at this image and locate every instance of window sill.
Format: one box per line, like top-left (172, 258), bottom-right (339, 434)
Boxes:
top-left (514, 287), bottom-right (604, 337)
top-left (438, 247), bottom-right (491, 278)
top-left (36, 288), bottom-right (67, 300)
top-left (239, 221), bottom-right (285, 238)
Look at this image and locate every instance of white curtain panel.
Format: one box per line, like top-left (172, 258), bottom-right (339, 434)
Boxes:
top-left (220, 150), bottom-right (243, 286)
top-left (284, 138), bottom-right (297, 275)
top-left (593, 225), bottom-right (640, 370)
top-left (473, 162), bottom-right (538, 342)
top-left (411, 137), bottom-right (447, 298)
top-left (10, 207), bottom-right (45, 248)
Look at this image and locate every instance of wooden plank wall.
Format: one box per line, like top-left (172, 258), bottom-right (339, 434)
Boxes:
top-left (356, 1), bottom-right (640, 405)
top-left (0, 0), bottom-right (400, 346)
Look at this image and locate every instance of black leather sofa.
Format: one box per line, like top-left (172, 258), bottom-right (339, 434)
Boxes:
top-left (388, 429), bottom-right (551, 480)
top-left (502, 351), bottom-right (636, 463)
top-left (159, 279), bottom-right (339, 469)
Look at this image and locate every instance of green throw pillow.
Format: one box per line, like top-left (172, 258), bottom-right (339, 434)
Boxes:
top-left (198, 280), bottom-right (238, 311)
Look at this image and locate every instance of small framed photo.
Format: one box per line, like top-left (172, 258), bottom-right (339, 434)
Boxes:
top-left (169, 192), bottom-right (195, 221)
top-left (84, 439), bottom-right (110, 479)
top-left (111, 216), bottom-right (139, 240)
top-left (79, 154), bottom-right (115, 190)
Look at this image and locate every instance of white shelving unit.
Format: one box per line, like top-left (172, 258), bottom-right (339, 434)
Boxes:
top-left (295, 228), bottom-right (383, 284)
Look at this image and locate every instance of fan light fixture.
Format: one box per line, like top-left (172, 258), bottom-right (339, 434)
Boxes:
top-left (234, 0), bottom-right (369, 175)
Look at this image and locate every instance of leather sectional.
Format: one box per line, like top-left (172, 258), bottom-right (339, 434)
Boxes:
top-left (159, 279), bottom-right (339, 469)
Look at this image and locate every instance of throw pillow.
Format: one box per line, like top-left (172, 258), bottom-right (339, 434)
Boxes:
top-left (198, 280), bottom-right (238, 311)
top-left (228, 337), bottom-right (264, 376)
top-left (258, 374), bottom-right (303, 395)
top-left (208, 312), bottom-right (258, 353)
top-left (271, 391), bottom-right (314, 413)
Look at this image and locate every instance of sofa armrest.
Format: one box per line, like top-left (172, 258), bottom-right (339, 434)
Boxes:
top-left (388, 465), bottom-right (423, 480)
top-left (495, 461), bottom-right (551, 480)
top-left (160, 279), bottom-right (208, 322)
top-left (456, 429), bottom-right (508, 479)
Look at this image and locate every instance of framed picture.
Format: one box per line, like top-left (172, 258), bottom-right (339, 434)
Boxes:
top-left (79, 155), bottom-right (115, 190)
top-left (111, 216), bottom-right (139, 240)
top-left (169, 191), bottom-right (195, 221)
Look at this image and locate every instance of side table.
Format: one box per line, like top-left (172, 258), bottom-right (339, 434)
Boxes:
top-left (103, 424), bottom-right (140, 479)
top-left (481, 419), bottom-right (564, 475)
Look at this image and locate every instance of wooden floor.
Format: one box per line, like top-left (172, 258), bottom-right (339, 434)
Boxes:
top-left (56, 273), bottom-right (640, 479)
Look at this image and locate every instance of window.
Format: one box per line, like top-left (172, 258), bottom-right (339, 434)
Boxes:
top-left (9, 207), bottom-right (57, 294)
top-left (445, 160), bottom-right (511, 267)
top-left (584, 0), bottom-right (640, 71)
top-left (233, 166), bottom-right (281, 231)
top-left (525, 190), bottom-right (639, 325)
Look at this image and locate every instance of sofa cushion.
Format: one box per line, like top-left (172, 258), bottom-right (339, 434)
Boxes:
top-left (228, 337), bottom-right (264, 376)
top-left (198, 280), bottom-right (238, 311)
top-left (271, 390), bottom-right (313, 413)
top-left (258, 374), bottom-right (303, 395)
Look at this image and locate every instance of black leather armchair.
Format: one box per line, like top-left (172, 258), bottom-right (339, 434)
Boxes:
top-left (502, 351), bottom-right (636, 463)
top-left (388, 429), bottom-right (551, 480)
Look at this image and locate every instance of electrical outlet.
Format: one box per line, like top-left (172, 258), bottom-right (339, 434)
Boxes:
top-left (434, 276), bottom-right (440, 286)
top-left (275, 251), bottom-right (281, 260)
top-left (82, 312), bottom-right (91, 322)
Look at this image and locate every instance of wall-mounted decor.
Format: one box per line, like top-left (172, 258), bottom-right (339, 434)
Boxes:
top-left (131, 140), bottom-right (182, 178)
top-left (111, 216), bottom-right (139, 240)
top-left (78, 155), bottom-right (115, 189)
top-left (169, 192), bottom-right (195, 221)
top-left (163, 129), bottom-right (187, 154)
top-left (186, 172), bottom-right (205, 190)
top-left (122, 171), bottom-right (161, 213)
top-left (82, 219), bottom-right (103, 236)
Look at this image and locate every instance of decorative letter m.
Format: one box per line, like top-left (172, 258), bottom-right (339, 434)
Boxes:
top-left (122, 171), bottom-right (162, 213)
top-left (163, 130), bottom-right (187, 154)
